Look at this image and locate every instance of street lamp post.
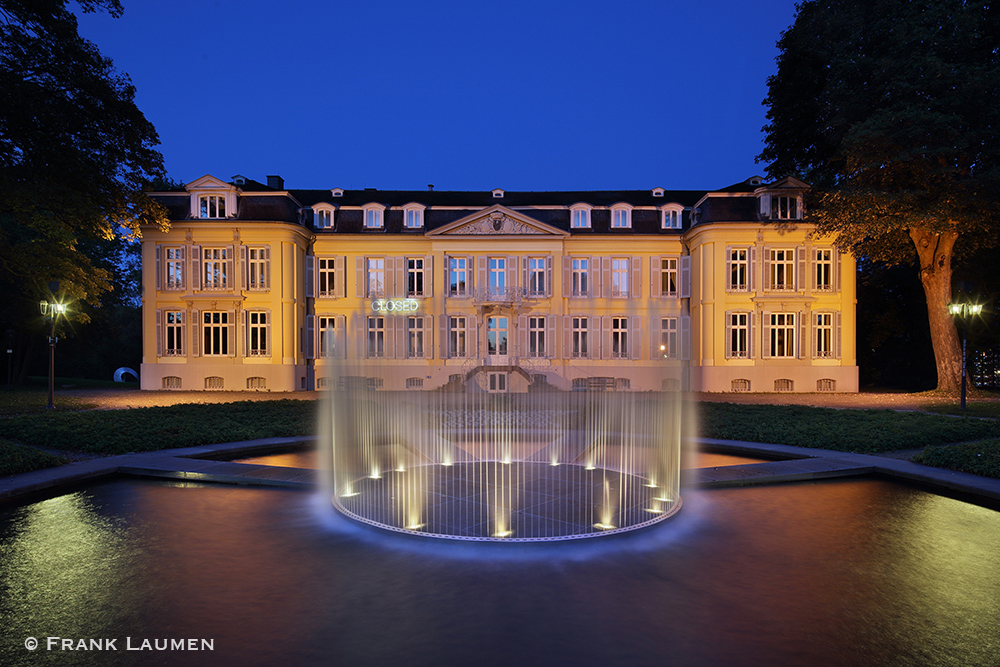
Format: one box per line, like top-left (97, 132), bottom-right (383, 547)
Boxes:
top-left (948, 301), bottom-right (983, 410)
top-left (39, 299), bottom-right (67, 410)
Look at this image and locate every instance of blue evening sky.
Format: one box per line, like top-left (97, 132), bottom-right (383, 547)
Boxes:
top-left (77, 0), bottom-right (799, 192)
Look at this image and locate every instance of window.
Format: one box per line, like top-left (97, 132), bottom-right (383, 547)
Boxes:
top-left (449, 257), bottom-right (468, 297)
top-left (572, 317), bottom-right (588, 358)
top-left (247, 247), bottom-right (268, 290)
top-left (659, 317), bottom-right (677, 359)
top-left (247, 311), bottom-right (268, 356)
top-left (489, 257), bottom-right (506, 298)
top-left (571, 207), bottom-right (591, 229)
top-left (202, 311), bottom-right (229, 356)
top-left (611, 317), bottom-right (628, 358)
top-left (406, 377), bottom-right (424, 389)
top-left (728, 312), bottom-right (749, 359)
top-left (662, 208), bottom-right (681, 229)
top-left (318, 258), bottom-right (337, 297)
top-left (247, 377), bottom-right (266, 390)
top-left (814, 312), bottom-right (834, 358)
top-left (319, 316), bottom-right (337, 358)
top-left (611, 206), bottom-right (631, 228)
top-left (164, 311), bottom-right (184, 356)
top-left (162, 376), bottom-right (181, 389)
top-left (815, 249), bottom-right (834, 291)
top-left (611, 258), bottom-right (629, 297)
top-left (202, 247), bottom-right (229, 289)
top-left (769, 312), bottom-right (796, 358)
top-left (817, 378), bottom-right (836, 392)
top-left (316, 208), bottom-right (333, 228)
top-left (367, 316), bottom-right (385, 358)
top-left (571, 258), bottom-right (589, 296)
top-left (771, 196), bottom-right (799, 219)
top-left (731, 379), bottom-right (751, 392)
top-left (728, 248), bottom-right (749, 291)
top-left (774, 379), bottom-right (794, 392)
top-left (205, 376), bottom-right (224, 390)
top-left (407, 316), bottom-right (424, 358)
top-left (659, 258), bottom-right (677, 297)
top-left (199, 195), bottom-right (225, 218)
top-left (367, 257), bottom-right (385, 297)
top-left (487, 372), bottom-right (507, 393)
top-left (164, 247), bottom-right (184, 290)
top-left (407, 258), bottom-right (424, 297)
top-left (364, 206), bottom-right (384, 228)
top-left (449, 316), bottom-right (467, 358)
top-left (527, 257), bottom-right (546, 296)
top-left (404, 208), bottom-right (423, 229)
top-left (488, 317), bottom-right (508, 356)
top-left (768, 249), bottom-right (795, 291)
top-left (528, 317), bottom-right (546, 358)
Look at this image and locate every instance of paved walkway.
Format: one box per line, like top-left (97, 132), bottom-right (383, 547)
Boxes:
top-left (3, 435), bottom-right (999, 507)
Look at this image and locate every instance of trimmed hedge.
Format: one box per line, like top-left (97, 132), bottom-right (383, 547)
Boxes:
top-left (0, 439), bottom-right (67, 476)
top-left (913, 440), bottom-right (1000, 479)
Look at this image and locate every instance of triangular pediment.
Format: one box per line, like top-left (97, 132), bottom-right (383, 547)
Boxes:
top-left (186, 174), bottom-right (236, 192)
top-left (427, 205), bottom-right (569, 237)
top-left (769, 176), bottom-right (809, 190)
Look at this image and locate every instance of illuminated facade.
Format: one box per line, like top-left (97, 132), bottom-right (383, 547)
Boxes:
top-left (140, 174), bottom-right (858, 393)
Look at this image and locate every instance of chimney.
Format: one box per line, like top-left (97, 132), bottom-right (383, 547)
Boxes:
top-left (428, 184), bottom-right (434, 191)
top-left (266, 175), bottom-right (284, 190)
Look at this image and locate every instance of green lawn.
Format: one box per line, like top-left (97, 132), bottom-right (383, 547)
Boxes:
top-left (913, 440), bottom-right (1000, 478)
top-left (0, 438), bottom-right (67, 476)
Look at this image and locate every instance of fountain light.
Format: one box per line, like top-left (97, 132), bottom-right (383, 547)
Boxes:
top-left (492, 530), bottom-right (513, 538)
top-left (592, 523), bottom-right (616, 531)
top-left (405, 523), bottom-right (425, 531)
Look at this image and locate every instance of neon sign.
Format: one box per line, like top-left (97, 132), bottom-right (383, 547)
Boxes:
top-left (370, 298), bottom-right (420, 313)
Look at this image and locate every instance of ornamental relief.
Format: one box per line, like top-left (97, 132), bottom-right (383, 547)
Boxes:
top-left (459, 212), bottom-right (545, 235)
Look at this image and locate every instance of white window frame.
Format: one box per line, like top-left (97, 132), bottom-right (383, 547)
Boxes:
top-left (246, 311), bottom-right (269, 357)
top-left (814, 249), bottom-right (834, 291)
top-left (527, 316), bottom-right (546, 358)
top-left (771, 195), bottom-right (800, 220)
top-left (572, 317), bottom-right (588, 358)
top-left (487, 316), bottom-right (508, 356)
top-left (246, 246), bottom-right (269, 291)
top-left (768, 248), bottom-right (796, 291)
top-left (164, 311), bottom-right (184, 356)
top-left (449, 316), bottom-right (467, 358)
top-left (488, 257), bottom-right (506, 298)
top-left (363, 204), bottom-right (385, 229)
top-left (164, 247), bottom-right (184, 290)
top-left (318, 257), bottom-right (338, 297)
top-left (611, 258), bottom-right (630, 298)
top-left (728, 311), bottom-right (750, 359)
top-left (659, 258), bottom-right (677, 297)
top-left (813, 311), bottom-right (839, 359)
top-left (570, 205), bottom-right (592, 229)
top-left (610, 204), bottom-right (632, 229)
top-left (449, 256), bottom-right (469, 297)
top-left (367, 316), bottom-right (385, 358)
top-left (611, 317), bottom-right (629, 359)
top-left (199, 194), bottom-right (226, 219)
top-left (571, 258), bottom-right (589, 297)
top-left (403, 205), bottom-right (424, 229)
top-left (367, 257), bottom-right (385, 297)
top-left (315, 207), bottom-right (333, 229)
top-left (406, 257), bottom-right (425, 297)
top-left (487, 372), bottom-right (507, 393)
top-left (728, 247), bottom-right (750, 292)
top-left (659, 317), bottom-right (677, 359)
top-left (407, 316), bottom-right (425, 358)
top-left (202, 247), bottom-right (229, 290)
top-left (769, 312), bottom-right (796, 358)
top-left (319, 316), bottom-right (337, 358)
top-left (526, 257), bottom-right (546, 297)
top-left (202, 311), bottom-right (230, 356)
top-left (661, 204), bottom-right (683, 229)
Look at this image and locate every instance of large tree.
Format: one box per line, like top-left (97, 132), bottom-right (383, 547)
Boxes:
top-left (759, 0), bottom-right (1000, 392)
top-left (0, 0), bottom-right (167, 382)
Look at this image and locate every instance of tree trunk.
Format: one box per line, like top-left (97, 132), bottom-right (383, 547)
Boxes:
top-left (909, 228), bottom-right (962, 393)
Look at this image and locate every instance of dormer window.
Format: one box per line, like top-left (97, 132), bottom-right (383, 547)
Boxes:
top-left (610, 204), bottom-right (632, 229)
top-left (492, 188), bottom-right (505, 198)
top-left (661, 204), bottom-right (683, 229)
top-left (569, 204), bottom-right (592, 229)
top-left (403, 204), bottom-right (425, 229)
top-left (199, 195), bottom-right (226, 218)
top-left (652, 187), bottom-right (665, 197)
top-left (332, 188), bottom-right (344, 197)
top-left (315, 206), bottom-right (334, 229)
top-left (771, 195), bottom-right (800, 220)
top-left (363, 204), bottom-right (385, 229)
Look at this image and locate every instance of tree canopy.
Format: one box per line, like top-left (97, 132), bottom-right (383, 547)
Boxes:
top-left (0, 0), bottom-right (168, 381)
top-left (759, 0), bottom-right (1000, 392)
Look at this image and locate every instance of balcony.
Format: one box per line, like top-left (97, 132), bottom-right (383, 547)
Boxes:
top-left (471, 286), bottom-right (523, 306)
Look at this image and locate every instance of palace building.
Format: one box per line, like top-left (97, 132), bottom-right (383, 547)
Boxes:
top-left (140, 174), bottom-right (858, 393)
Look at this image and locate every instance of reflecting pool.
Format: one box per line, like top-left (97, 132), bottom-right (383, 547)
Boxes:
top-left (1, 478), bottom-right (998, 666)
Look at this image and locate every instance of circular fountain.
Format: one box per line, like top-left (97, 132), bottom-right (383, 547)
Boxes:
top-left (323, 378), bottom-right (684, 541)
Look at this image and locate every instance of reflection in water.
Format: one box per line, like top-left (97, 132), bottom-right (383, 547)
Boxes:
top-left (0, 478), bottom-right (998, 666)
